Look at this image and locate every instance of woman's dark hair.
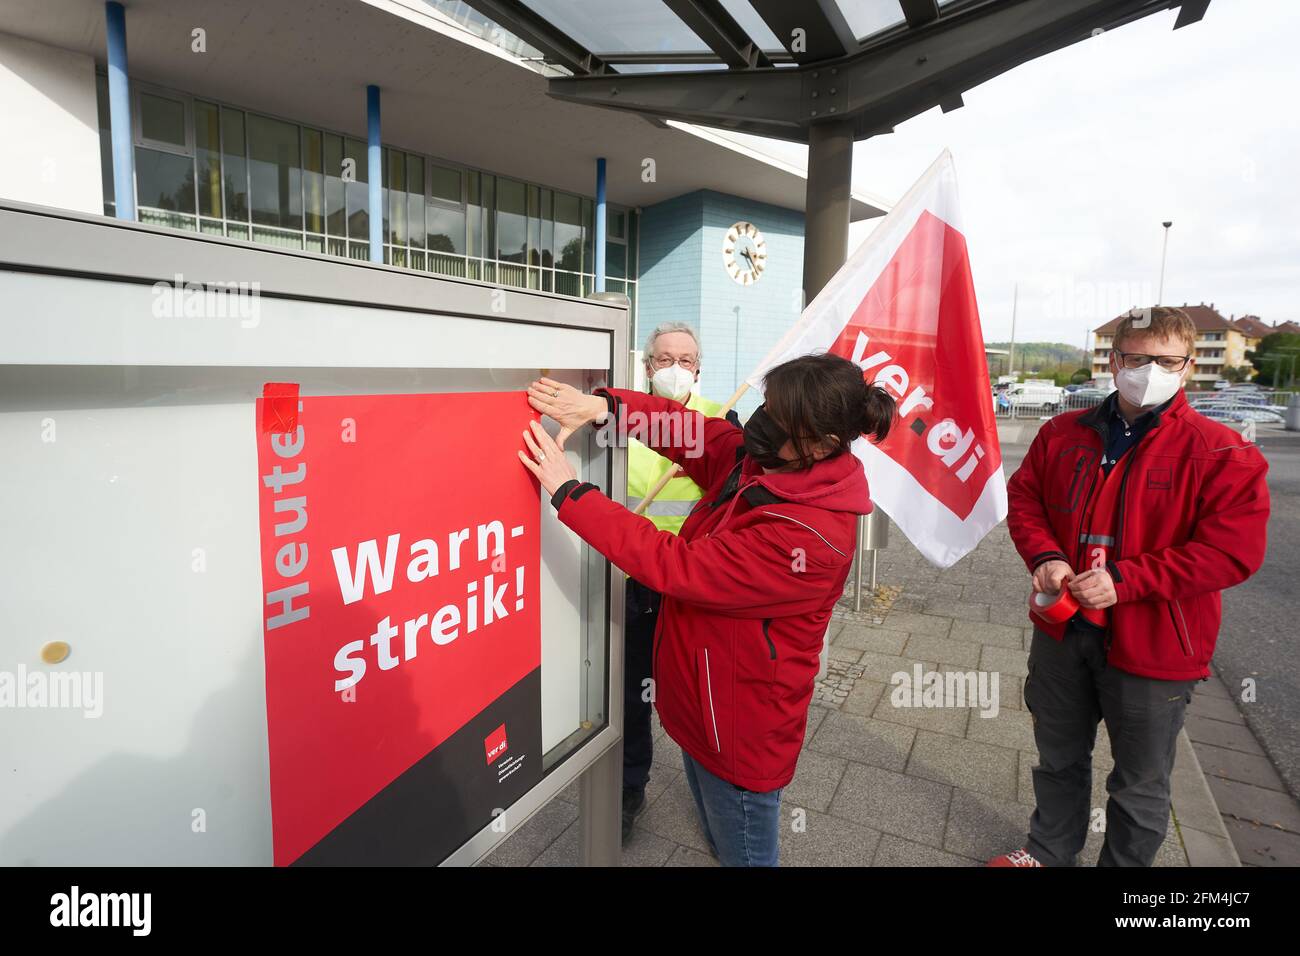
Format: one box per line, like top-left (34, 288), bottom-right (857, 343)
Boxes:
top-left (762, 352), bottom-right (896, 466)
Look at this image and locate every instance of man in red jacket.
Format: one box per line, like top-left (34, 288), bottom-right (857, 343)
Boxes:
top-left (990, 306), bottom-right (1269, 867)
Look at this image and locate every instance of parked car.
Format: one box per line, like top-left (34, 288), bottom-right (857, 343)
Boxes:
top-left (1192, 402), bottom-right (1284, 424)
top-left (1213, 380), bottom-right (1230, 390)
top-left (1004, 382), bottom-right (1065, 412)
top-left (1064, 387), bottom-right (1109, 409)
top-left (1191, 394), bottom-right (1284, 413)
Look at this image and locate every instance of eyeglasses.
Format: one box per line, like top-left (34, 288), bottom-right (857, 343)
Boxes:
top-left (1113, 350), bottom-right (1191, 372)
top-left (650, 355), bottom-right (699, 371)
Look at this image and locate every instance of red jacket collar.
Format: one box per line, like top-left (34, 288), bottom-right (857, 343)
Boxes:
top-left (737, 445), bottom-right (873, 515)
top-left (1079, 387), bottom-right (1188, 432)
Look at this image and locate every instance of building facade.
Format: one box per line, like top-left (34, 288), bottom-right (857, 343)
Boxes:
top-left (0, 0), bottom-right (887, 418)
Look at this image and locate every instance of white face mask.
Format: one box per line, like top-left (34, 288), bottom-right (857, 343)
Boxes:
top-left (650, 364), bottom-right (695, 401)
top-left (1116, 363), bottom-right (1183, 408)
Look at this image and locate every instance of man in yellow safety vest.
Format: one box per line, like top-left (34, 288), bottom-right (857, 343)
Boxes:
top-left (623, 322), bottom-right (737, 840)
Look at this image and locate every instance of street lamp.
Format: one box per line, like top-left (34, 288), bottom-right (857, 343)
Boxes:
top-left (1157, 221), bottom-right (1173, 304)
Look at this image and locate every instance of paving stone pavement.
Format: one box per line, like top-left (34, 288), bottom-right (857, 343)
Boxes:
top-left (1187, 670), bottom-right (1300, 866)
top-left (484, 520), bottom-right (1240, 867)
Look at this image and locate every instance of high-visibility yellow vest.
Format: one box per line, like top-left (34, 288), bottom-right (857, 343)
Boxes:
top-left (627, 391), bottom-right (726, 535)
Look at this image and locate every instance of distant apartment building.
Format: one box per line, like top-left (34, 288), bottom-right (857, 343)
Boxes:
top-left (1092, 304), bottom-right (1300, 388)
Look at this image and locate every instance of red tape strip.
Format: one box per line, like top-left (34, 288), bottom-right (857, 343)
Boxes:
top-left (1029, 587), bottom-right (1079, 624)
top-left (261, 382), bottom-right (300, 434)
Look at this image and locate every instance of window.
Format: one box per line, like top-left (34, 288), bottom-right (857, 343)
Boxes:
top-left (136, 89), bottom-right (191, 155)
top-left (303, 128), bottom-right (324, 238)
top-left (195, 101), bottom-right (222, 220)
top-left (466, 170), bottom-right (482, 262)
top-left (133, 86), bottom-right (195, 229)
top-left (134, 147), bottom-right (195, 218)
top-left (96, 76), bottom-right (637, 301)
top-left (323, 133), bottom-right (345, 238)
top-left (247, 114), bottom-right (302, 235)
top-left (386, 147), bottom-right (407, 251)
top-left (430, 163), bottom-right (461, 204)
top-left (344, 137), bottom-right (368, 246)
top-left (496, 176), bottom-right (528, 265)
top-left (427, 204), bottom-right (464, 254)
top-left (554, 192), bottom-right (583, 273)
top-left (605, 207), bottom-right (627, 280)
top-left (407, 154), bottom-right (425, 250)
top-left (539, 188), bottom-right (554, 269)
top-left (527, 185), bottom-right (541, 269)
top-left (481, 174), bottom-right (496, 275)
top-left (221, 108), bottom-right (249, 225)
top-left (627, 209), bottom-right (638, 284)
top-left (423, 163), bottom-right (465, 278)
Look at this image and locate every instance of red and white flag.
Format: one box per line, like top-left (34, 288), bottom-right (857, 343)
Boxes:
top-left (747, 150), bottom-right (1005, 568)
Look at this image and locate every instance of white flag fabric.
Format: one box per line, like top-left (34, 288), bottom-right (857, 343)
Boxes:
top-left (747, 150), bottom-right (1006, 568)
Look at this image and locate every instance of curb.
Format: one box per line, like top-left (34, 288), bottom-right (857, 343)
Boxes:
top-left (1171, 729), bottom-right (1242, 866)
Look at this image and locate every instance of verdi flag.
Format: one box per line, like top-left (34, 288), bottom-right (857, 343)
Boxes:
top-left (747, 150), bottom-right (1005, 568)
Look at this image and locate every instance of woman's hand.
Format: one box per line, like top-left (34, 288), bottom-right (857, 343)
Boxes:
top-left (518, 419), bottom-right (578, 496)
top-left (526, 377), bottom-right (607, 448)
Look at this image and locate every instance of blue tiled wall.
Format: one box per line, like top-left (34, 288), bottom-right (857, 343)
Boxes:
top-left (638, 190), bottom-right (805, 418)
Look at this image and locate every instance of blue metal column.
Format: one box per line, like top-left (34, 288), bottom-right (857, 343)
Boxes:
top-left (594, 157), bottom-right (607, 293)
top-left (105, 2), bottom-right (135, 221)
top-left (367, 85), bottom-right (382, 264)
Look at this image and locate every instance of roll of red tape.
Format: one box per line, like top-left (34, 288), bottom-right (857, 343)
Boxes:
top-left (1030, 587), bottom-right (1079, 624)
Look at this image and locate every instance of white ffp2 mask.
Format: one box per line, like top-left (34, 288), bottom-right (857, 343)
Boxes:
top-left (650, 365), bottom-right (695, 401)
top-left (1116, 362), bottom-right (1183, 408)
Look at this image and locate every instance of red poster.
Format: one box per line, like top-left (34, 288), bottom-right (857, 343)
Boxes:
top-left (254, 391), bottom-right (543, 866)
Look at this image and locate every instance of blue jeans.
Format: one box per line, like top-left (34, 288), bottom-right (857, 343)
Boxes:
top-left (680, 749), bottom-right (783, 867)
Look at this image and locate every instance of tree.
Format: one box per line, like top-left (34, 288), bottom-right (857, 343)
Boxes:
top-left (1247, 333), bottom-right (1300, 386)
top-left (1221, 365), bottom-right (1252, 384)
top-left (1070, 368), bottom-right (1091, 384)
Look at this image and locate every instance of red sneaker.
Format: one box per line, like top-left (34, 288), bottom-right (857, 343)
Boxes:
top-left (987, 848), bottom-right (1043, 867)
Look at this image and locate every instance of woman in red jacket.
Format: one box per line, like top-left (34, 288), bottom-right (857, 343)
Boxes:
top-left (518, 353), bottom-right (894, 866)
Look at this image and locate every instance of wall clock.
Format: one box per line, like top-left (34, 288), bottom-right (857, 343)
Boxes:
top-left (722, 221), bottom-right (767, 285)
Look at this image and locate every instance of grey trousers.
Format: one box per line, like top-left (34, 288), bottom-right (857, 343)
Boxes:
top-left (1023, 624), bottom-right (1197, 867)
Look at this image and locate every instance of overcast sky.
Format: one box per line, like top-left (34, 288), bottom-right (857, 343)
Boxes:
top-left (730, 0), bottom-right (1299, 347)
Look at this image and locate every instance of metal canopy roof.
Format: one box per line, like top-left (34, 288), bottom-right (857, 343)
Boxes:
top-left (457, 0), bottom-right (1212, 142)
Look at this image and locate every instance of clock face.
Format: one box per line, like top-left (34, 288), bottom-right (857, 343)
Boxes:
top-left (722, 221), bottom-right (767, 285)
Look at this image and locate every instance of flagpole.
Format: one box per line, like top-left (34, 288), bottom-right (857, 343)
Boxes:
top-left (631, 381), bottom-right (750, 516)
